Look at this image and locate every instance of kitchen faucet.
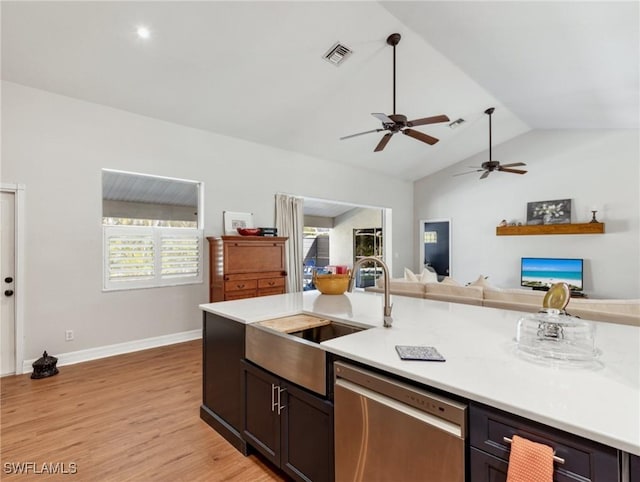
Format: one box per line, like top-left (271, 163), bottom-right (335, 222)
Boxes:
top-left (348, 256), bottom-right (393, 328)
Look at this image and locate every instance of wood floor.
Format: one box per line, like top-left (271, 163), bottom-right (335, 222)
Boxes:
top-left (1, 340), bottom-right (287, 481)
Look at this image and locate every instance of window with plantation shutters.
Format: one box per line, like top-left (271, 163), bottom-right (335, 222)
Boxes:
top-left (102, 169), bottom-right (203, 291)
top-left (106, 229), bottom-right (155, 282)
top-left (160, 232), bottom-right (200, 279)
top-left (104, 227), bottom-right (202, 290)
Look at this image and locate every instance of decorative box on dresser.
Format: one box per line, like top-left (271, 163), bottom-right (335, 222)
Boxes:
top-left (207, 236), bottom-right (288, 302)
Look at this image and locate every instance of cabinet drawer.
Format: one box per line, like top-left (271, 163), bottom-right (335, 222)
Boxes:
top-left (258, 288), bottom-right (285, 297)
top-left (470, 403), bottom-right (619, 481)
top-left (225, 290), bottom-right (257, 301)
top-left (258, 277), bottom-right (285, 289)
top-left (225, 279), bottom-right (258, 292)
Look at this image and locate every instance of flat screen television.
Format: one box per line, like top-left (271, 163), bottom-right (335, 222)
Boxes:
top-left (520, 257), bottom-right (583, 292)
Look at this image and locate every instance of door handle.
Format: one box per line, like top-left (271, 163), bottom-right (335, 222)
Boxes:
top-left (271, 384), bottom-right (277, 412)
top-left (4, 290), bottom-right (14, 297)
top-left (277, 387), bottom-right (286, 415)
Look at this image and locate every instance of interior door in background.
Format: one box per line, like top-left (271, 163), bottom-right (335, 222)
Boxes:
top-left (1, 191), bottom-right (16, 375)
top-left (422, 220), bottom-right (450, 279)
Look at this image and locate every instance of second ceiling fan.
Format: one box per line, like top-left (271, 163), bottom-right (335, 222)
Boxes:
top-left (455, 107), bottom-right (528, 179)
top-left (340, 33), bottom-right (450, 152)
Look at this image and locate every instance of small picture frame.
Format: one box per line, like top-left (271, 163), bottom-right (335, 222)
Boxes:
top-left (223, 211), bottom-right (254, 235)
top-left (526, 199), bottom-right (572, 225)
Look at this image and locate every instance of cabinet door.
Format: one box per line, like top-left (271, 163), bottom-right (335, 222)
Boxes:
top-left (631, 454), bottom-right (640, 482)
top-left (225, 240), bottom-right (285, 274)
top-left (281, 382), bottom-right (334, 482)
top-left (470, 447), bottom-right (508, 482)
top-left (241, 360), bottom-right (281, 466)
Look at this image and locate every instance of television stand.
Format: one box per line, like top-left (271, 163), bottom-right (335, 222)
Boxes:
top-left (570, 291), bottom-right (588, 298)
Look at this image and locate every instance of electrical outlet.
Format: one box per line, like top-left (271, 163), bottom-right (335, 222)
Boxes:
top-left (65, 330), bottom-right (74, 341)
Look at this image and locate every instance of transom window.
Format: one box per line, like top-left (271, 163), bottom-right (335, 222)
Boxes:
top-left (102, 169), bottom-right (203, 291)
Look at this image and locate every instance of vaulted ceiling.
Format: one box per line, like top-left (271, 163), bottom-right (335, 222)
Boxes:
top-left (2, 1), bottom-right (637, 181)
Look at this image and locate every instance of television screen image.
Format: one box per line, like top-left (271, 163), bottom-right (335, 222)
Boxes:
top-left (521, 257), bottom-right (583, 292)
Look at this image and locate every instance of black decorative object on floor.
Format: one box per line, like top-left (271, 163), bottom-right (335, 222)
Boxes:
top-left (31, 351), bottom-right (59, 379)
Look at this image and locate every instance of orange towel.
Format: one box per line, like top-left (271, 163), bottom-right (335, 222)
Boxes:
top-left (506, 435), bottom-right (554, 482)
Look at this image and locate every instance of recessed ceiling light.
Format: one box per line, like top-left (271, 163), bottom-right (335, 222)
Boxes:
top-left (136, 26), bottom-right (151, 39)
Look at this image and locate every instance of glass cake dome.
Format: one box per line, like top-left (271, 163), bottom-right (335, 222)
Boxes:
top-left (516, 309), bottom-right (599, 363)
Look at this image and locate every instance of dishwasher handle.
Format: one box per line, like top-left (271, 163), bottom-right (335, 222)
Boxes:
top-left (336, 378), bottom-right (464, 438)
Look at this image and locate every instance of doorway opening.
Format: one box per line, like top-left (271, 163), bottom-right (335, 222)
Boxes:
top-left (302, 197), bottom-right (391, 291)
top-left (419, 219), bottom-right (451, 280)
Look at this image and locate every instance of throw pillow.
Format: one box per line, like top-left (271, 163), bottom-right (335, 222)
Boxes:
top-left (468, 275), bottom-right (496, 289)
top-left (404, 267), bottom-right (419, 282)
top-left (419, 269), bottom-right (438, 283)
top-left (440, 276), bottom-right (462, 286)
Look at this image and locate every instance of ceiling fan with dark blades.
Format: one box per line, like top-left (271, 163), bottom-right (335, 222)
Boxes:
top-left (455, 107), bottom-right (527, 179)
top-left (340, 33), bottom-right (450, 152)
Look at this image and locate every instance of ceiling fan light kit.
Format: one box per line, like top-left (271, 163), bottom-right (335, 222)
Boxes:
top-left (454, 107), bottom-right (528, 179)
top-left (340, 33), bottom-right (450, 152)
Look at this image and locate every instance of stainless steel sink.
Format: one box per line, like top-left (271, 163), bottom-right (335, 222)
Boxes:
top-left (289, 321), bottom-right (364, 344)
top-left (245, 317), bottom-right (367, 396)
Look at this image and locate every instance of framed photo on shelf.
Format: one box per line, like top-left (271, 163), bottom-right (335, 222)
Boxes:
top-left (526, 199), bottom-right (571, 225)
top-left (223, 211), bottom-right (254, 235)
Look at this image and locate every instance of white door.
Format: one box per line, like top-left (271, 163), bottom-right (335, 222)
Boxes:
top-left (1, 191), bottom-right (16, 375)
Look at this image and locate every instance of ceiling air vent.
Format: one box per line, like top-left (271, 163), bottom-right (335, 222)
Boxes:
top-left (323, 42), bottom-right (353, 66)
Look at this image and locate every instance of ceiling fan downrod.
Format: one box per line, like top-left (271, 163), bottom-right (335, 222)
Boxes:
top-left (387, 33), bottom-right (401, 116)
top-left (485, 107), bottom-right (495, 161)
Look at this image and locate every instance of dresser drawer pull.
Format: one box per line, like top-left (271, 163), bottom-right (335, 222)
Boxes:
top-left (503, 437), bottom-right (565, 464)
top-left (268, 281), bottom-right (275, 286)
top-left (236, 284), bottom-right (245, 289)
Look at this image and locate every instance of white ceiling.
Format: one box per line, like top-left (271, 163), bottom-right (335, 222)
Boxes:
top-left (2, 1), bottom-right (638, 183)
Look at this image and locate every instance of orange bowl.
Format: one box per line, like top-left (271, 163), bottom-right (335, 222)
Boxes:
top-left (313, 273), bottom-right (351, 295)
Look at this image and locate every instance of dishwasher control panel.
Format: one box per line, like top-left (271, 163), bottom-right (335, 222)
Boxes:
top-left (334, 361), bottom-right (467, 431)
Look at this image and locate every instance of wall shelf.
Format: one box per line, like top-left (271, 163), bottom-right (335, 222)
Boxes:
top-left (496, 223), bottom-right (605, 236)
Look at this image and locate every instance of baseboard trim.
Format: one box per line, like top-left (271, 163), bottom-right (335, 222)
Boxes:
top-left (22, 329), bottom-right (202, 373)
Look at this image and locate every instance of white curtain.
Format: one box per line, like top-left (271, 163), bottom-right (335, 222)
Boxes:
top-left (275, 194), bottom-right (304, 292)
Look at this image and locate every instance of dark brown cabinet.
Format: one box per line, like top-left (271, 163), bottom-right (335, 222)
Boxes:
top-left (200, 312), bottom-right (247, 454)
top-left (207, 236), bottom-right (287, 301)
top-left (241, 360), bottom-right (334, 482)
top-left (469, 403), bottom-right (619, 482)
top-left (631, 454), bottom-right (640, 482)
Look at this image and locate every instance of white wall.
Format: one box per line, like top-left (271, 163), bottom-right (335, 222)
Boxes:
top-left (330, 208), bottom-right (382, 266)
top-left (1, 82), bottom-right (413, 359)
top-left (414, 129), bottom-right (640, 299)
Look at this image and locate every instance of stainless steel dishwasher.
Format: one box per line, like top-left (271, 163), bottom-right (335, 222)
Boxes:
top-left (334, 362), bottom-right (467, 482)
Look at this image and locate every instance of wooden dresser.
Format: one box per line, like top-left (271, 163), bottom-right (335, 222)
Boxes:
top-left (207, 236), bottom-right (288, 302)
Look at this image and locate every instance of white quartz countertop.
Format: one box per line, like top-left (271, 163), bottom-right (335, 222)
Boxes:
top-left (200, 290), bottom-right (640, 455)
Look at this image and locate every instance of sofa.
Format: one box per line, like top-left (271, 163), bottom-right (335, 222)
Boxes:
top-left (365, 274), bottom-right (640, 327)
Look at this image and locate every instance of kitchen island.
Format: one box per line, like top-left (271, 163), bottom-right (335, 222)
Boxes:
top-left (200, 290), bottom-right (639, 480)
